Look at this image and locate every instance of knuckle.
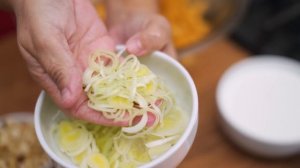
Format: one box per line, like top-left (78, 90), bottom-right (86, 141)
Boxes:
top-left (153, 14), bottom-right (172, 31)
top-left (47, 63), bottom-right (66, 87)
top-left (141, 15), bottom-right (172, 49)
top-left (145, 15), bottom-right (172, 42)
top-left (34, 35), bottom-right (54, 54)
top-left (17, 31), bottom-right (31, 51)
top-left (28, 63), bottom-right (46, 80)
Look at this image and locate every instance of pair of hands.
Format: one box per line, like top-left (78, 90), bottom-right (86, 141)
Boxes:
top-left (9, 0), bottom-right (176, 126)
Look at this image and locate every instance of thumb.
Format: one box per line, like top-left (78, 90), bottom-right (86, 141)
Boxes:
top-left (126, 15), bottom-right (177, 58)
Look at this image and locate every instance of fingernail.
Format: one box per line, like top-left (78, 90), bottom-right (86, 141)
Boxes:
top-left (127, 38), bottom-right (144, 55)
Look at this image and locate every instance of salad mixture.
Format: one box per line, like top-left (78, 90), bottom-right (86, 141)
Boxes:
top-left (52, 50), bottom-right (187, 168)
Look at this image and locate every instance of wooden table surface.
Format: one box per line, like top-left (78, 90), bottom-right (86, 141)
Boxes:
top-left (1, 34), bottom-right (300, 168)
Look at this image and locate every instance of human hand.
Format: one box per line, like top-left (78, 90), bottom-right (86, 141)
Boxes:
top-left (105, 0), bottom-right (177, 58)
top-left (10, 0), bottom-right (128, 126)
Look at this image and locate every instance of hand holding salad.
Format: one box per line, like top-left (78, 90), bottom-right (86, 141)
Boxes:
top-left (5, 0), bottom-right (175, 126)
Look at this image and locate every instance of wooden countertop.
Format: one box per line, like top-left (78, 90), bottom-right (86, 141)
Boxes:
top-left (1, 34), bottom-right (300, 168)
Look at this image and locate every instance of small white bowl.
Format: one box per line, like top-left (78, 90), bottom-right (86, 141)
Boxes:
top-left (217, 56), bottom-right (300, 157)
top-left (34, 50), bottom-right (199, 168)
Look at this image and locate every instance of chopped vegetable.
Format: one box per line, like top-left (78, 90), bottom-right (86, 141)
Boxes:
top-left (122, 113), bottom-right (148, 134)
top-left (83, 153), bottom-right (110, 168)
top-left (53, 50), bottom-right (188, 168)
top-left (83, 50), bottom-right (173, 134)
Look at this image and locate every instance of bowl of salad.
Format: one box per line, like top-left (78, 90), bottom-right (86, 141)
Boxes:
top-left (34, 49), bottom-right (198, 168)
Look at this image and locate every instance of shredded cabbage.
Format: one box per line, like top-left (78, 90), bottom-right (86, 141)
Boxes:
top-left (52, 50), bottom-right (188, 168)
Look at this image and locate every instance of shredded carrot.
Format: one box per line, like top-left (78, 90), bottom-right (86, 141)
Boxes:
top-left (95, 2), bottom-right (106, 20)
top-left (160, 0), bottom-right (211, 49)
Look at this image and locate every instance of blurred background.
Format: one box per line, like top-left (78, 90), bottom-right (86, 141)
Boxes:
top-left (1, 0), bottom-right (300, 167)
top-left (232, 0), bottom-right (300, 61)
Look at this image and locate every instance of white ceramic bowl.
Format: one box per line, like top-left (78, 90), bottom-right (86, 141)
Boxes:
top-left (217, 56), bottom-right (300, 157)
top-left (34, 51), bottom-right (199, 168)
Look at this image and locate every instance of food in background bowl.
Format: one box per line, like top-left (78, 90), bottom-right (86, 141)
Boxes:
top-left (94, 0), bottom-right (247, 55)
top-left (160, 0), bottom-right (211, 49)
top-left (0, 112), bottom-right (52, 168)
top-left (94, 0), bottom-right (211, 50)
top-left (35, 49), bottom-right (198, 168)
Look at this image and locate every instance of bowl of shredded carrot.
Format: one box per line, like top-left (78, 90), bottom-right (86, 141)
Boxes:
top-left (159, 0), bottom-right (248, 55)
top-left (94, 0), bottom-right (248, 56)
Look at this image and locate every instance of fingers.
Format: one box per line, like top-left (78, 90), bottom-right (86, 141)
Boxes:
top-left (126, 15), bottom-right (177, 58)
top-left (70, 94), bottom-right (129, 126)
top-left (19, 35), bottom-right (124, 127)
top-left (19, 33), bottom-right (83, 110)
top-left (15, 0), bottom-right (125, 126)
top-left (163, 43), bottom-right (178, 59)
top-left (132, 112), bottom-right (156, 127)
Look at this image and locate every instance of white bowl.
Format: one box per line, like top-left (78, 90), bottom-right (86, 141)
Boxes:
top-left (34, 50), bottom-right (199, 168)
top-left (217, 56), bottom-right (300, 157)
